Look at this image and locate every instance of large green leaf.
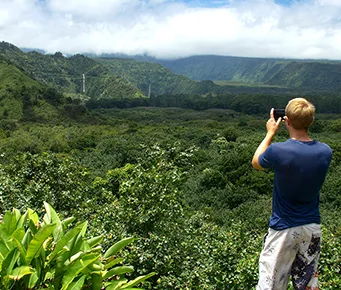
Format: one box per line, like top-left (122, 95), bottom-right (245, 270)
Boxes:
top-left (62, 217), bottom-right (76, 230)
top-left (47, 223), bottom-right (83, 263)
top-left (8, 266), bottom-right (34, 280)
top-left (68, 233), bottom-right (84, 260)
top-left (28, 219), bottom-right (38, 235)
top-left (80, 221), bottom-right (88, 237)
top-left (17, 210), bottom-right (29, 229)
top-left (22, 229), bottom-right (32, 250)
top-left (66, 222), bottom-right (88, 259)
top-left (103, 266), bottom-right (134, 280)
top-left (0, 242), bottom-right (8, 262)
top-left (105, 277), bottom-right (128, 290)
top-left (11, 228), bottom-right (27, 265)
top-left (67, 274), bottom-right (86, 290)
top-left (2, 248), bottom-right (20, 276)
top-left (0, 224), bottom-right (11, 246)
top-left (61, 253), bottom-right (99, 290)
top-left (43, 202), bottom-right (61, 225)
top-left (28, 271), bottom-right (39, 289)
top-left (11, 228), bottom-right (25, 244)
top-left (43, 201), bottom-right (62, 241)
top-left (25, 223), bottom-right (56, 264)
top-left (87, 235), bottom-right (104, 248)
top-left (104, 257), bottom-right (124, 270)
top-left (27, 209), bottom-right (39, 226)
top-left (2, 211), bottom-right (17, 237)
top-left (12, 209), bottom-right (21, 225)
top-left (0, 226), bottom-right (16, 253)
top-left (55, 249), bottom-right (72, 275)
top-left (103, 237), bottom-right (135, 259)
top-left (91, 272), bottom-right (103, 290)
top-left (120, 272), bottom-right (157, 289)
top-left (33, 253), bottom-right (43, 286)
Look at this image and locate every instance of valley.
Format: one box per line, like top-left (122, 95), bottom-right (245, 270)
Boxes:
top-left (0, 41), bottom-right (341, 289)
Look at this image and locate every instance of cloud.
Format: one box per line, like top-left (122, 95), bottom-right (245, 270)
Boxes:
top-left (1, 0), bottom-right (341, 59)
top-left (47, 0), bottom-right (137, 20)
top-left (317, 0), bottom-right (341, 7)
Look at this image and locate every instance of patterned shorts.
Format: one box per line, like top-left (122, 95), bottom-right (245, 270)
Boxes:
top-left (256, 223), bottom-right (321, 290)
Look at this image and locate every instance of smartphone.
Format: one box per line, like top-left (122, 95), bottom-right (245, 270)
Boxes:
top-left (273, 109), bottom-right (285, 121)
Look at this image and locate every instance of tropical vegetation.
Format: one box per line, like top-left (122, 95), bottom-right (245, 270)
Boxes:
top-left (0, 41), bottom-right (341, 289)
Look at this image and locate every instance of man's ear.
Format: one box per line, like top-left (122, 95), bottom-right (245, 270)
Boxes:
top-left (285, 116), bottom-right (291, 126)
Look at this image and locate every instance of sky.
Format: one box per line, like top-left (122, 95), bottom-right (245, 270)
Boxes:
top-left (1, 0), bottom-right (341, 59)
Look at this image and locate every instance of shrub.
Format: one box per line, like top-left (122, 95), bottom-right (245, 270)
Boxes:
top-left (0, 153), bottom-right (92, 215)
top-left (0, 202), bottom-right (156, 289)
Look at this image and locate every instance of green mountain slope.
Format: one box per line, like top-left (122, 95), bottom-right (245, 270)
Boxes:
top-left (96, 58), bottom-right (220, 96)
top-left (158, 55), bottom-right (341, 92)
top-left (0, 59), bottom-right (62, 121)
top-left (265, 62), bottom-right (341, 91)
top-left (158, 55), bottom-right (286, 82)
top-left (2, 42), bottom-right (298, 98)
top-left (0, 42), bottom-right (144, 100)
top-left (6, 41), bottom-right (341, 100)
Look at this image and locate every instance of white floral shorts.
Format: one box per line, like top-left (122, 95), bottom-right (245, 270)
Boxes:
top-left (256, 223), bottom-right (321, 290)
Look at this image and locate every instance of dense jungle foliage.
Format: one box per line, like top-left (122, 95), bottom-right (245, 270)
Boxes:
top-left (1, 41), bottom-right (341, 289)
top-left (1, 104), bottom-right (341, 289)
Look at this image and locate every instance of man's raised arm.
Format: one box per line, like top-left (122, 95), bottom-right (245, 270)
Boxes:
top-left (252, 108), bottom-right (282, 170)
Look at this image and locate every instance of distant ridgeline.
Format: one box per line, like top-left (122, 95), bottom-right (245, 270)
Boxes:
top-left (1, 41), bottom-right (341, 117)
top-left (0, 41), bottom-right (232, 100)
top-left (88, 51), bottom-right (341, 93)
top-left (3, 41), bottom-right (341, 99)
top-left (157, 55), bottom-right (341, 92)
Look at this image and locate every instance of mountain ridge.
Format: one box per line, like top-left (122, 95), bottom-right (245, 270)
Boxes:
top-left (156, 55), bottom-right (341, 91)
top-left (0, 41), bottom-right (145, 100)
top-left (1, 42), bottom-right (229, 98)
top-left (3, 41), bottom-right (341, 98)
top-left (83, 51), bottom-right (341, 92)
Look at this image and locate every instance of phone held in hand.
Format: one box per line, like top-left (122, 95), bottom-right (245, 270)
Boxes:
top-left (274, 109), bottom-right (285, 121)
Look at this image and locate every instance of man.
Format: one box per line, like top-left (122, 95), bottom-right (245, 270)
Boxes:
top-left (252, 98), bottom-right (332, 290)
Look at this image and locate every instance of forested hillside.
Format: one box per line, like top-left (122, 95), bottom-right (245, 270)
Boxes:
top-left (96, 56), bottom-right (305, 96)
top-left (158, 55), bottom-right (341, 92)
top-left (0, 59), bottom-right (67, 122)
top-left (4, 41), bottom-right (336, 100)
top-left (159, 55), bottom-right (283, 82)
top-left (0, 41), bottom-right (144, 100)
top-left (96, 58), bottom-right (221, 96)
top-left (266, 61), bottom-right (341, 91)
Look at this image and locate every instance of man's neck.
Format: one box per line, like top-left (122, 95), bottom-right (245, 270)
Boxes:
top-left (289, 129), bottom-right (312, 142)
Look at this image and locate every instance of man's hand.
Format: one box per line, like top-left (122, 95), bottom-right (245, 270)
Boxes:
top-left (266, 108), bottom-right (282, 137)
top-left (251, 108), bottom-right (282, 170)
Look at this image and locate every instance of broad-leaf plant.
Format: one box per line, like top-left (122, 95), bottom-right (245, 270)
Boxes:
top-left (0, 202), bottom-right (155, 289)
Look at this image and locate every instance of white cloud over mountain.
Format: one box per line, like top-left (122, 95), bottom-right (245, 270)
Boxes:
top-left (1, 0), bottom-right (341, 59)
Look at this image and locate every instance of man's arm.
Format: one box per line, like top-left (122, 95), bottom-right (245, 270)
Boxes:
top-left (252, 132), bottom-right (276, 170)
top-left (252, 109), bottom-right (282, 170)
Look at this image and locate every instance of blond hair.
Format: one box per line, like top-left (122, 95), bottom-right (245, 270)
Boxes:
top-left (285, 98), bottom-right (315, 130)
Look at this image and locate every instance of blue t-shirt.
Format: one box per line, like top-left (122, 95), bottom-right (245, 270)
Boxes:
top-left (259, 139), bottom-right (332, 230)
